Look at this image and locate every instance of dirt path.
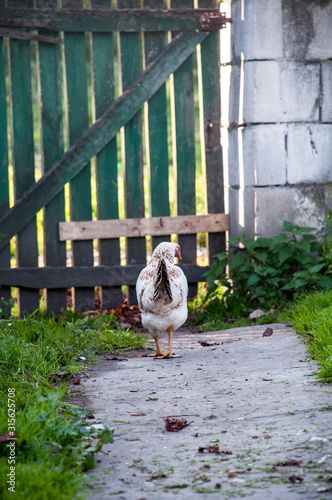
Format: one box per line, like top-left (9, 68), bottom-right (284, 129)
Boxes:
top-left (83, 323), bottom-right (332, 499)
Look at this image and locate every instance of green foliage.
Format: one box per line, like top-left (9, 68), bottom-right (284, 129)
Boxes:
top-left (282, 290), bottom-right (332, 381)
top-left (203, 215), bottom-right (332, 317)
top-left (0, 311), bottom-right (147, 499)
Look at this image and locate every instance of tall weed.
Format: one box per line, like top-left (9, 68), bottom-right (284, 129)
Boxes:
top-left (203, 214), bottom-right (332, 317)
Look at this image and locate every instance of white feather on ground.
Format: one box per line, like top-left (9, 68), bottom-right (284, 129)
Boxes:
top-left (136, 242), bottom-right (188, 358)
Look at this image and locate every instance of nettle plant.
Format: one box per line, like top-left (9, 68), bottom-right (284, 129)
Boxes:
top-left (204, 214), bottom-right (332, 314)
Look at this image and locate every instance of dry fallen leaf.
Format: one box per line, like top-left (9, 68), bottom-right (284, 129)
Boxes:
top-left (101, 353), bottom-right (128, 361)
top-left (228, 470), bottom-right (248, 478)
top-left (198, 445), bottom-right (232, 455)
top-left (164, 417), bottom-right (192, 432)
top-left (263, 327), bottom-right (273, 337)
top-left (276, 460), bottom-right (303, 467)
top-left (289, 475), bottom-right (303, 484)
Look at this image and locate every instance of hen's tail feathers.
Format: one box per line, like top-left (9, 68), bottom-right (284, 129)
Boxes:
top-left (153, 259), bottom-right (173, 301)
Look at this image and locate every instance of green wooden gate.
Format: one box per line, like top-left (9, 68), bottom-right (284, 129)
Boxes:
top-left (0, 1), bottom-right (229, 316)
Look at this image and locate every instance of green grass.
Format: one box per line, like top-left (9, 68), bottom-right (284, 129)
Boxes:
top-left (282, 290), bottom-right (332, 382)
top-left (0, 311), bottom-right (148, 499)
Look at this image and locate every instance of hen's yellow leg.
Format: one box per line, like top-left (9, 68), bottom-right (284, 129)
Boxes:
top-left (161, 327), bottom-right (181, 359)
top-left (149, 334), bottom-right (165, 357)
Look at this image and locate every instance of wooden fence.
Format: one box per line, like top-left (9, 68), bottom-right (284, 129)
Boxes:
top-left (0, 1), bottom-right (229, 316)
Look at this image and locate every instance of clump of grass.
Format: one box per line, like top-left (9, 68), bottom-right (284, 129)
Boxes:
top-left (282, 290), bottom-right (332, 381)
top-left (0, 311), bottom-right (148, 499)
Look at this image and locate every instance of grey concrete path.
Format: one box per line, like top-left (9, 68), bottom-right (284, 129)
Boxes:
top-left (84, 323), bottom-right (332, 499)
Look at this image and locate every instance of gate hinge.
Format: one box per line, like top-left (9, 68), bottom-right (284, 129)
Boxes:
top-left (199, 12), bottom-right (232, 31)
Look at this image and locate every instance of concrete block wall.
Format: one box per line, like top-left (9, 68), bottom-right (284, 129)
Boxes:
top-left (223, 0), bottom-right (332, 238)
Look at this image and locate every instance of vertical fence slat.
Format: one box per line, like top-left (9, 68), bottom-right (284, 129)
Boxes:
top-left (9, 9), bottom-right (40, 315)
top-left (0, 38), bottom-right (11, 316)
top-left (144, 0), bottom-right (171, 250)
top-left (198, 0), bottom-right (225, 262)
top-left (92, 0), bottom-right (122, 308)
top-left (63, 0), bottom-right (95, 312)
top-left (171, 0), bottom-right (197, 297)
top-left (118, 0), bottom-right (146, 304)
top-left (37, 0), bottom-right (67, 313)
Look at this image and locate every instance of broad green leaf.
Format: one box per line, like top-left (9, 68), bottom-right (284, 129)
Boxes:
top-left (270, 233), bottom-right (288, 245)
top-left (318, 275), bottom-right (332, 289)
top-left (256, 237), bottom-right (272, 248)
top-left (229, 252), bottom-right (247, 271)
top-left (254, 251), bottom-right (268, 264)
top-left (310, 263), bottom-right (326, 274)
top-left (278, 247), bottom-right (293, 266)
top-left (296, 239), bottom-right (311, 253)
top-left (247, 274), bottom-right (260, 287)
top-left (243, 239), bottom-right (258, 253)
top-left (282, 220), bottom-right (295, 232)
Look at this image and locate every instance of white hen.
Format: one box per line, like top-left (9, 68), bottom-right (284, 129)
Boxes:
top-left (136, 242), bottom-right (188, 358)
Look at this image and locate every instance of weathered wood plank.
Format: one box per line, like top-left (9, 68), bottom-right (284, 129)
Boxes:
top-left (199, 0), bottom-right (226, 262)
top-left (119, 0), bottom-right (146, 304)
top-left (144, 0), bottom-right (171, 250)
top-left (172, 0), bottom-right (197, 297)
top-left (0, 8), bottom-right (220, 32)
top-left (9, 7), bottom-right (40, 315)
top-left (0, 265), bottom-right (210, 289)
top-left (38, 0), bottom-right (67, 313)
top-left (0, 36), bottom-right (11, 316)
top-left (92, 0), bottom-right (122, 308)
top-left (59, 214), bottom-right (229, 241)
top-left (0, 27), bottom-right (57, 43)
top-left (0, 30), bottom-right (209, 254)
top-left (63, 0), bottom-right (95, 312)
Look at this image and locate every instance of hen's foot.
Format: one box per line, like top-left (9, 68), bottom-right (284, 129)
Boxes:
top-left (155, 353), bottom-right (181, 359)
top-left (149, 352), bottom-right (165, 357)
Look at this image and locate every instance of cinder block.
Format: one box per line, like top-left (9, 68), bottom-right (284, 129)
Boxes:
top-left (242, 125), bottom-right (287, 187)
top-left (244, 61), bottom-right (282, 123)
top-left (227, 187), bottom-right (255, 238)
top-left (306, 4), bottom-right (332, 60)
top-left (287, 124), bottom-right (332, 184)
top-left (227, 128), bottom-right (241, 188)
top-left (281, 63), bottom-right (320, 121)
top-left (255, 187), bottom-right (297, 237)
top-left (282, 1), bottom-right (332, 60)
top-left (227, 187), bottom-right (242, 238)
top-left (250, 0), bottom-right (283, 60)
top-left (322, 61), bottom-right (332, 122)
top-left (243, 61), bottom-right (321, 123)
top-left (227, 63), bottom-right (242, 126)
top-left (232, 0), bottom-right (283, 60)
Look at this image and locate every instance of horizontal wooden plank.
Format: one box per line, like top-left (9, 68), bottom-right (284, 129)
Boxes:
top-left (0, 8), bottom-right (220, 32)
top-left (0, 30), bottom-right (208, 254)
top-left (59, 214), bottom-right (229, 241)
top-left (0, 264), bottom-right (210, 288)
top-left (0, 27), bottom-right (57, 43)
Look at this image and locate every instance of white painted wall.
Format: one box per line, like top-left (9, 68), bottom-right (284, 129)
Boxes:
top-left (221, 0), bottom-right (332, 237)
